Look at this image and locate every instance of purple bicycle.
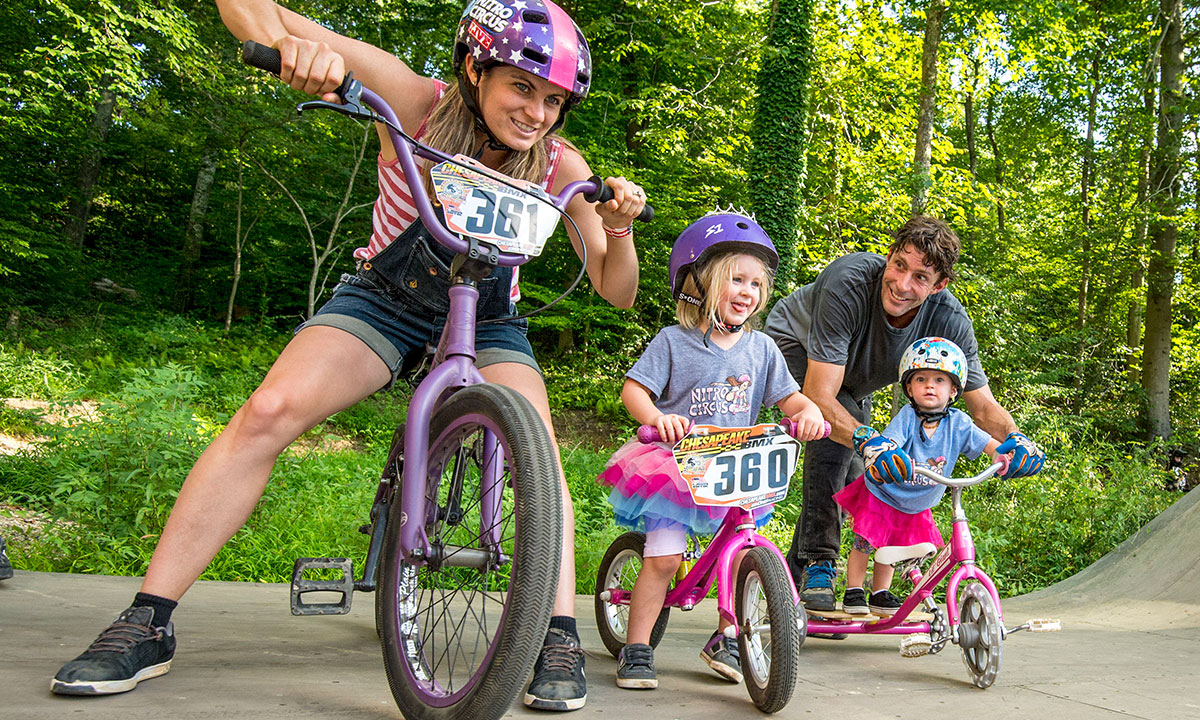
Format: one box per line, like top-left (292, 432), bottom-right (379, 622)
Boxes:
top-left (804, 462), bottom-right (1061, 689)
top-left (241, 41), bottom-right (651, 720)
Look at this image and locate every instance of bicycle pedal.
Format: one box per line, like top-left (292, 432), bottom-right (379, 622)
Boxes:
top-left (1026, 618), bottom-right (1062, 632)
top-left (290, 557), bottom-right (354, 616)
top-left (899, 633), bottom-right (932, 658)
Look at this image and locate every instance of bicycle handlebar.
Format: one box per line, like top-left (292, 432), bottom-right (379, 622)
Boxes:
top-left (914, 462), bottom-right (1005, 488)
top-left (637, 420), bottom-right (831, 445)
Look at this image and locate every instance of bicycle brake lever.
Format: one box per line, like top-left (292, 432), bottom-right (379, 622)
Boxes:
top-left (296, 72), bottom-right (376, 122)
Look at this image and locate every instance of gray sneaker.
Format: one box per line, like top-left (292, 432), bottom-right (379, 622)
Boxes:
top-left (616, 643), bottom-right (657, 689)
top-left (52, 607), bottom-right (175, 695)
top-left (699, 631), bottom-right (741, 683)
top-left (799, 560), bottom-right (837, 613)
top-left (524, 628), bottom-right (587, 710)
top-left (0, 537), bottom-right (12, 580)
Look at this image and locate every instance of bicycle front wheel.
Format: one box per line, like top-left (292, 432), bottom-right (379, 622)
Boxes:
top-left (377, 383), bottom-right (562, 720)
top-left (957, 581), bottom-right (1002, 689)
top-left (736, 547), bottom-right (801, 714)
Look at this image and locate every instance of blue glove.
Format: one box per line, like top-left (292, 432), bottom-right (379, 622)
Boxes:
top-left (996, 431), bottom-right (1044, 478)
top-left (853, 426), bottom-right (914, 485)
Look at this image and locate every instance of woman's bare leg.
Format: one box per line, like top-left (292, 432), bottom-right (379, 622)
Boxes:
top-left (141, 326), bottom-right (391, 601)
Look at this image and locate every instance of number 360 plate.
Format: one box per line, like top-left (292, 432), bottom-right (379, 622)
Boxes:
top-left (673, 423), bottom-right (800, 510)
top-left (431, 157), bottom-right (559, 257)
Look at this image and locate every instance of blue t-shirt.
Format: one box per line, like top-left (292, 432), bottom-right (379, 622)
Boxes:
top-left (866, 405), bottom-right (992, 513)
top-left (626, 325), bottom-right (799, 427)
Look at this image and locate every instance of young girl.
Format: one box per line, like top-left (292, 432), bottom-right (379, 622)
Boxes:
top-left (53, 0), bottom-right (644, 711)
top-left (835, 337), bottom-right (1010, 616)
top-left (597, 211), bottom-right (826, 690)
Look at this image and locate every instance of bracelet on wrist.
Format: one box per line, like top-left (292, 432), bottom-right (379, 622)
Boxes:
top-left (603, 224), bottom-right (633, 238)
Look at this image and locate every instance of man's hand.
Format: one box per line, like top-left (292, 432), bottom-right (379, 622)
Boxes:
top-left (853, 426), bottom-right (914, 484)
top-left (996, 431), bottom-right (1044, 478)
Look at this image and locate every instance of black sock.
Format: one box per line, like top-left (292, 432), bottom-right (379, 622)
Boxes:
top-left (548, 615), bottom-right (577, 639)
top-left (132, 592), bottom-right (178, 628)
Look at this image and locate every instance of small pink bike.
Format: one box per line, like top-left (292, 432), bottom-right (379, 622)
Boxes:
top-left (804, 462), bottom-right (1061, 689)
top-left (594, 420), bottom-right (828, 713)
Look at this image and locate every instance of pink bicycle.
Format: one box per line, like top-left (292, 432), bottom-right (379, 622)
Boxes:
top-left (594, 419), bottom-right (829, 713)
top-left (804, 462), bottom-right (1061, 689)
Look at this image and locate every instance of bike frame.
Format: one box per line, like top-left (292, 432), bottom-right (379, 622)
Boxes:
top-left (807, 465), bottom-right (1005, 637)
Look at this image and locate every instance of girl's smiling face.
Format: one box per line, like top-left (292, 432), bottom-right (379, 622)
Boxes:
top-left (714, 254), bottom-right (768, 329)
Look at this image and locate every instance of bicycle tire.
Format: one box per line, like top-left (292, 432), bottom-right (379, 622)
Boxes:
top-left (957, 581), bottom-right (1002, 689)
top-left (593, 531), bottom-right (671, 658)
top-left (736, 547), bottom-right (800, 713)
top-left (376, 383), bottom-right (561, 720)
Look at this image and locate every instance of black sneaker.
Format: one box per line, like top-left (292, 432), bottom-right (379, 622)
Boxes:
top-left (699, 630), bottom-right (742, 683)
top-left (841, 587), bottom-right (869, 615)
top-left (0, 536), bottom-right (12, 580)
top-left (524, 628), bottom-right (586, 711)
top-left (869, 589), bottom-right (903, 616)
top-left (616, 643), bottom-right (657, 689)
top-left (51, 607), bottom-right (176, 695)
top-left (799, 560), bottom-right (837, 612)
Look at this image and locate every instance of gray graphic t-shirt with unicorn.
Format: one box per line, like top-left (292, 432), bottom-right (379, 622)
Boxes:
top-left (626, 325), bottom-right (799, 427)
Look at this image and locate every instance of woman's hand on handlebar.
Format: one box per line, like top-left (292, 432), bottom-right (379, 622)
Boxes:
top-left (274, 36), bottom-right (345, 102)
top-left (596, 176), bottom-right (647, 231)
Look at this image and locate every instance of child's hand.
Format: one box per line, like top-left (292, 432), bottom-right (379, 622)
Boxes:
top-left (788, 405), bottom-right (826, 441)
top-left (655, 414), bottom-right (692, 444)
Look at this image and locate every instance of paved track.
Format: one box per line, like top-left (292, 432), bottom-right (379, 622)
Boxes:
top-left (3, 488), bottom-right (1198, 719)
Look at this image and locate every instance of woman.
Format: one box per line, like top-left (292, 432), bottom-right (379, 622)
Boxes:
top-left (51, 0), bottom-right (645, 712)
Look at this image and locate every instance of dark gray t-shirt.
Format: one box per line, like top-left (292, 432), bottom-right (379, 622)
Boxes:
top-left (627, 325), bottom-right (799, 426)
top-left (763, 252), bottom-right (986, 402)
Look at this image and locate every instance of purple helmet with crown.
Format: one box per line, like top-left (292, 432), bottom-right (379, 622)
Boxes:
top-left (454, 0), bottom-right (592, 104)
top-left (669, 211), bottom-right (779, 301)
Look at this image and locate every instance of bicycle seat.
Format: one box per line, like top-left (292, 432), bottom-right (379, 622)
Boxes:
top-left (874, 543), bottom-right (937, 566)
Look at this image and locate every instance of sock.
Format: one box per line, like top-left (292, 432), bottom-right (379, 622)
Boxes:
top-left (548, 615), bottom-right (578, 639)
top-left (132, 592), bottom-right (178, 628)
top-left (846, 586), bottom-right (863, 593)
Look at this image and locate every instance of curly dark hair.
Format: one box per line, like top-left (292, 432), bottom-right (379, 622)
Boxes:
top-left (888, 216), bottom-right (961, 282)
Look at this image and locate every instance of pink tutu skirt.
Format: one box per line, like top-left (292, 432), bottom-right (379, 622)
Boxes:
top-left (833, 476), bottom-right (943, 550)
top-left (597, 438), bottom-right (772, 535)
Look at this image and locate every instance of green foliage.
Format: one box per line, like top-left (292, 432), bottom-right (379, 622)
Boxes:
top-left (0, 343), bottom-right (80, 399)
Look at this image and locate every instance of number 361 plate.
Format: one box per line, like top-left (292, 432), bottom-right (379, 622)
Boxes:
top-left (431, 157), bottom-right (559, 257)
top-left (672, 423), bottom-right (800, 510)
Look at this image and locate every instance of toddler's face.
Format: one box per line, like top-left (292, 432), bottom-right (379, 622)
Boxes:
top-left (907, 370), bottom-right (956, 411)
top-left (715, 254), bottom-right (767, 328)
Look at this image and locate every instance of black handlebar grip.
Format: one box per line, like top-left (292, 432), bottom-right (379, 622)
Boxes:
top-left (242, 40), bottom-right (282, 76)
top-left (583, 175), bottom-right (654, 223)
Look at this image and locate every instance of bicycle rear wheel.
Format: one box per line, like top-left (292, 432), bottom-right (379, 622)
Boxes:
top-left (377, 383), bottom-right (561, 720)
top-left (594, 532), bottom-right (671, 658)
top-left (736, 547), bottom-right (801, 713)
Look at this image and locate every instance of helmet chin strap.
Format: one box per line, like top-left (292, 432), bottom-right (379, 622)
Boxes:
top-left (457, 73), bottom-right (513, 154)
top-left (679, 268), bottom-right (745, 347)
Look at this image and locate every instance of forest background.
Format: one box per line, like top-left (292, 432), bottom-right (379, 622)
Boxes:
top-left (0, 0), bottom-right (1197, 596)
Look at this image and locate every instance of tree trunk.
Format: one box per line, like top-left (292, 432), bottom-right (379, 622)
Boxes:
top-left (986, 93), bottom-right (1006, 236)
top-left (65, 87), bottom-right (116, 249)
top-left (226, 150), bottom-right (260, 333)
top-left (748, 0), bottom-right (815, 290)
top-left (1126, 53), bottom-right (1157, 384)
top-left (176, 148), bottom-right (220, 311)
top-left (1143, 0), bottom-right (1183, 440)
top-left (1077, 51), bottom-right (1100, 331)
top-left (910, 0), bottom-right (946, 217)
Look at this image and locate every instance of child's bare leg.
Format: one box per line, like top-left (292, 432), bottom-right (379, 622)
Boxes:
top-left (871, 561), bottom-right (895, 592)
top-left (846, 548), bottom-right (869, 589)
top-left (627, 554), bottom-right (680, 645)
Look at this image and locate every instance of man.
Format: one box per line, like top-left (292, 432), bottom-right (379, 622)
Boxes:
top-left (764, 216), bottom-right (1044, 612)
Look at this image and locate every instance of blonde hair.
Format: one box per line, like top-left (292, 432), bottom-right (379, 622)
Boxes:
top-left (676, 252), bottom-right (775, 330)
top-left (420, 68), bottom-right (578, 197)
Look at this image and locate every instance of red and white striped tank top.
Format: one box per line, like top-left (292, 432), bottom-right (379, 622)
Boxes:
top-left (355, 81), bottom-right (565, 303)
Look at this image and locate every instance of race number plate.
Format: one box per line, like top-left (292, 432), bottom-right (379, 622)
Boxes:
top-left (673, 423), bottom-right (800, 510)
top-left (430, 156), bottom-right (558, 257)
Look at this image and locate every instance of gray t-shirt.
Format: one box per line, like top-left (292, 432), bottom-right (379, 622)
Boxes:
top-left (627, 325), bottom-right (799, 426)
top-left (764, 252), bottom-right (986, 402)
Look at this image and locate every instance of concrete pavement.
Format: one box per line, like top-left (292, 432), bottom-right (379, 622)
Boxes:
top-left (2, 487), bottom-right (1199, 719)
